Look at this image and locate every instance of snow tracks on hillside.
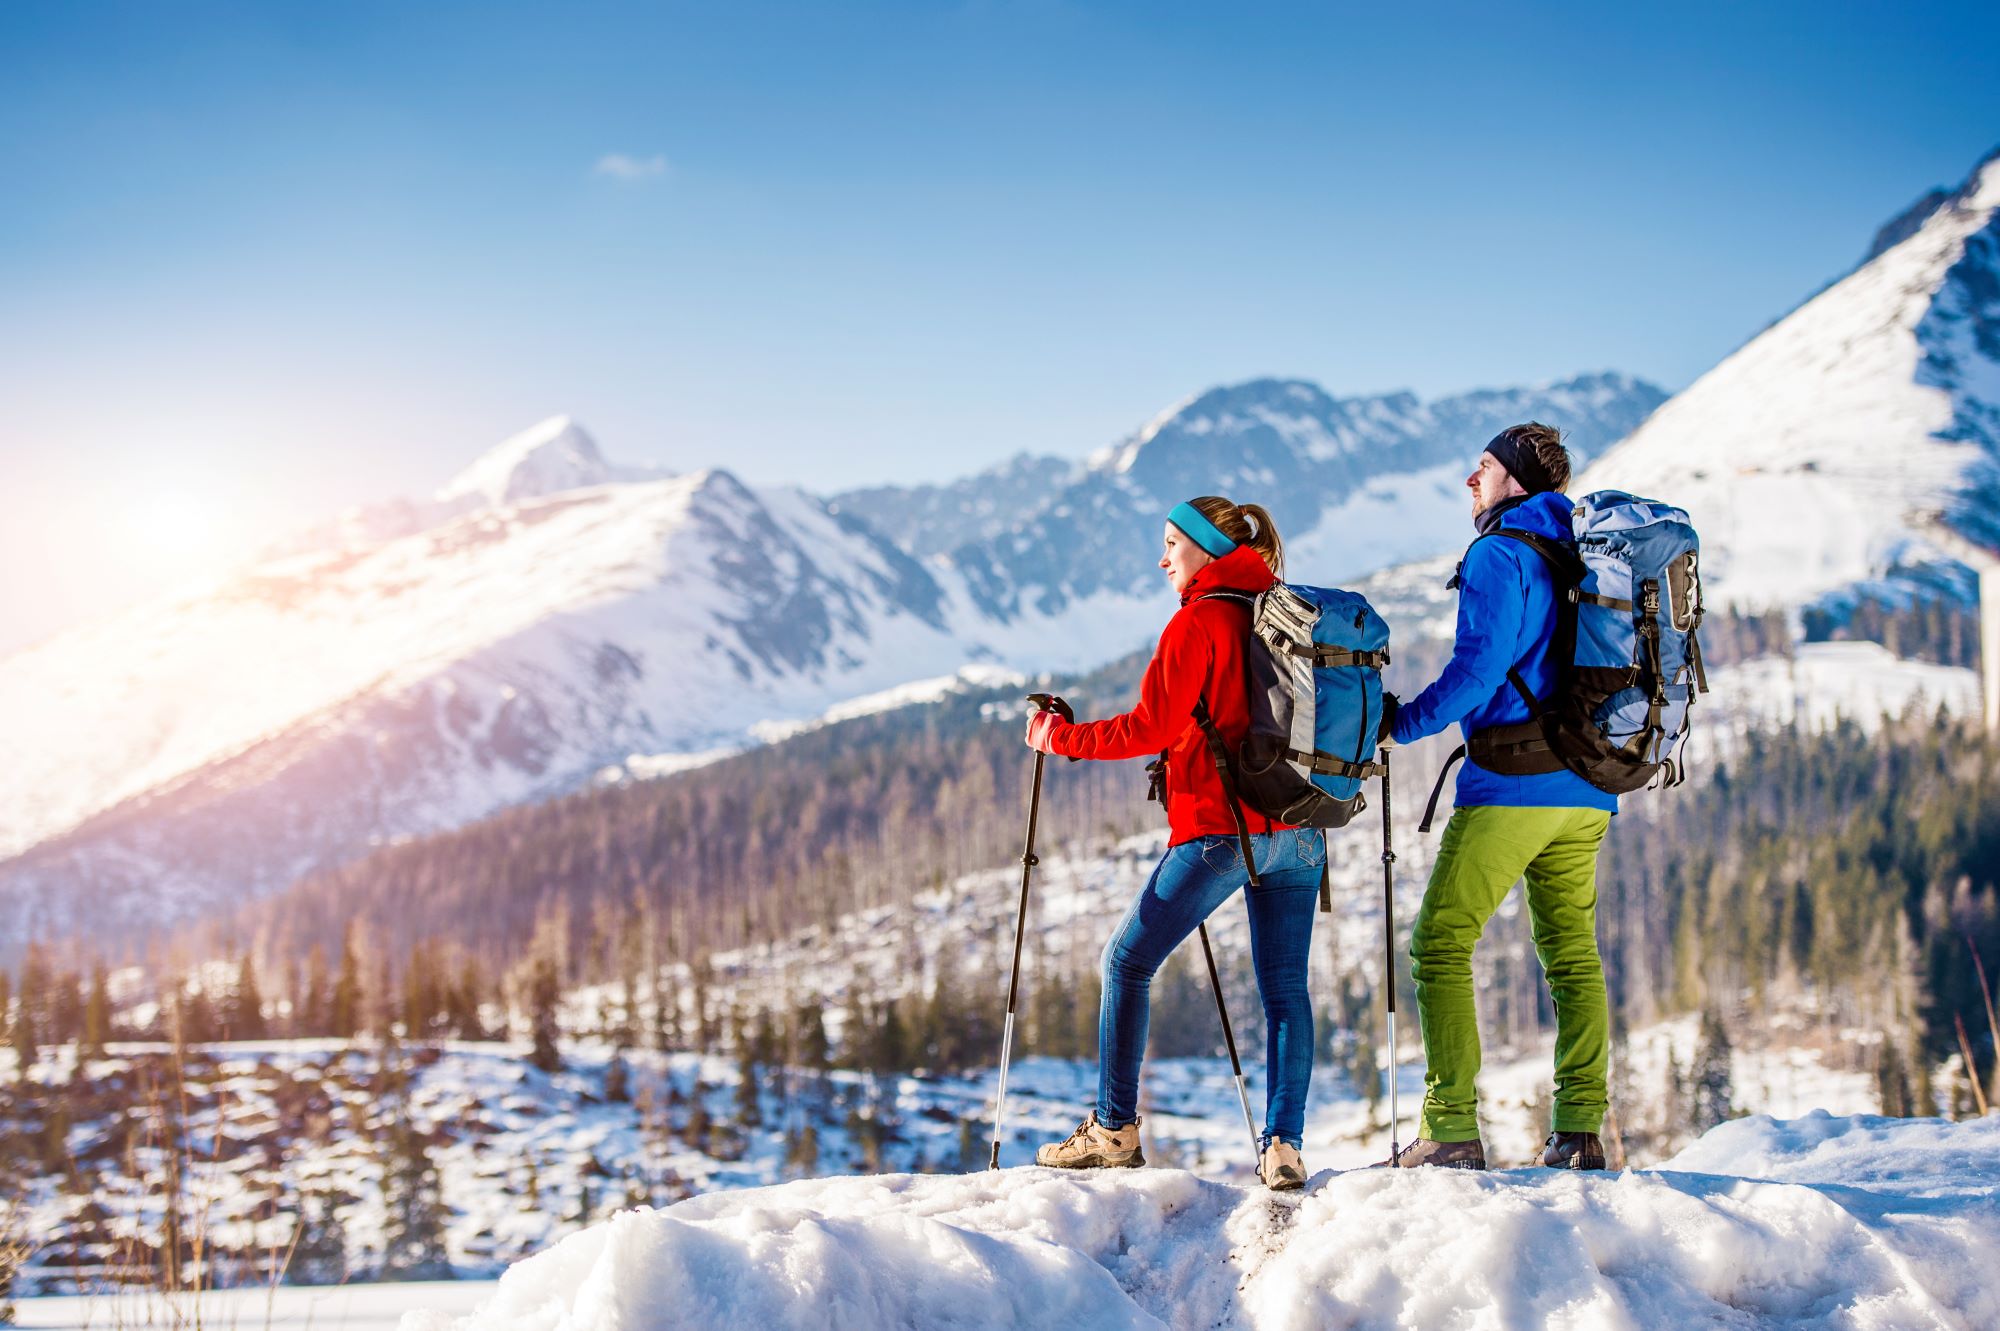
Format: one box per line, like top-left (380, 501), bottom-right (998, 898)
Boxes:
top-left (405, 1113), bottom-right (2000, 1330)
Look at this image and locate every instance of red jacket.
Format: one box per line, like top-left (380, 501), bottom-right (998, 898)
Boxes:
top-left (1048, 544), bottom-right (1288, 845)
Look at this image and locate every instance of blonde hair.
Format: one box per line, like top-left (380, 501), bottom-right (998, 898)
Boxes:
top-left (1188, 495), bottom-right (1284, 576)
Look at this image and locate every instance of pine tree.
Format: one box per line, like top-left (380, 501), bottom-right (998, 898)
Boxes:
top-left (687, 1091), bottom-right (713, 1152)
top-left (690, 957), bottom-right (713, 1053)
top-left (1874, 1034), bottom-right (1914, 1117)
top-left (378, 1117), bottom-right (453, 1280)
top-left (82, 964), bottom-right (110, 1060)
top-left (447, 956), bottom-right (486, 1041)
top-left (0, 1200), bottom-right (25, 1326)
top-left (10, 962), bottom-right (37, 1077)
top-left (795, 1002), bottom-right (830, 1115)
top-left (1691, 1009), bottom-right (1735, 1133)
top-left (176, 977), bottom-right (217, 1046)
top-left (604, 1049), bottom-right (631, 1104)
top-left (527, 955), bottom-right (563, 1074)
top-left (300, 944), bottom-right (330, 1037)
top-left (289, 1190), bottom-right (349, 1285)
top-left (734, 1012), bottom-right (763, 1127)
top-left (331, 925), bottom-right (364, 1040)
top-left (1908, 1039), bottom-right (1935, 1117)
top-left (231, 952), bottom-right (267, 1041)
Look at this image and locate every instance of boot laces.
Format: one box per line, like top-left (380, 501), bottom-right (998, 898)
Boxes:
top-left (1057, 1114), bottom-right (1100, 1151)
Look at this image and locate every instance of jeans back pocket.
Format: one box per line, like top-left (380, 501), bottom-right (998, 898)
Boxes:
top-left (1200, 837), bottom-right (1240, 874)
top-left (1296, 828), bottom-right (1327, 869)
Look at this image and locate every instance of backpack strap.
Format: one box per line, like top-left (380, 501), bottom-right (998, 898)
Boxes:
top-left (1276, 643), bottom-right (1391, 669)
top-left (1421, 529), bottom-right (1585, 826)
top-left (1192, 697), bottom-right (1262, 888)
top-left (1286, 747), bottom-right (1386, 781)
top-left (1418, 745), bottom-right (1467, 834)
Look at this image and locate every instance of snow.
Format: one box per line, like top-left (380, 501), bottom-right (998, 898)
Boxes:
top-left (435, 417), bottom-right (612, 509)
top-left (1581, 151), bottom-right (2000, 611)
top-left (10, 1280), bottom-right (496, 1331)
top-left (1707, 641), bottom-right (1979, 732)
top-left (596, 746), bottom-right (741, 783)
top-left (0, 466), bottom-right (1014, 934)
top-left (403, 1114), bottom-right (2000, 1331)
top-left (749, 665), bottom-right (1029, 743)
top-left (1283, 461), bottom-right (1475, 584)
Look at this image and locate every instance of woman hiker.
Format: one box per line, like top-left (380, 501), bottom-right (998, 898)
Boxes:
top-left (1022, 496), bottom-right (1323, 1191)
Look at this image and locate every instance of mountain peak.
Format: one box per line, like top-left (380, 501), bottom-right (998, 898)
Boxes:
top-left (437, 416), bottom-right (611, 508)
top-left (1961, 144), bottom-right (2000, 213)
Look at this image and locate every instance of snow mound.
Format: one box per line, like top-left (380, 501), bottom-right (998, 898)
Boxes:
top-left (405, 1114), bottom-right (2000, 1330)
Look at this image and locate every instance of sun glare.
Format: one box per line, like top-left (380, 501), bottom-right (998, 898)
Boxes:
top-left (118, 490), bottom-right (242, 576)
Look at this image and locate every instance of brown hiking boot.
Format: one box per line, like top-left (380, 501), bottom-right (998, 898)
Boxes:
top-left (1541, 1131), bottom-right (1607, 1170)
top-left (1384, 1136), bottom-right (1487, 1170)
top-left (1035, 1111), bottom-right (1144, 1170)
top-left (1259, 1140), bottom-right (1306, 1191)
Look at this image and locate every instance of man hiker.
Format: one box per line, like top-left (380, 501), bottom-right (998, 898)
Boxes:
top-left (1378, 422), bottom-right (1614, 1170)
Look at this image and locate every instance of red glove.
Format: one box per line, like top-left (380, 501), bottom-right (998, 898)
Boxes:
top-left (1025, 709), bottom-right (1068, 754)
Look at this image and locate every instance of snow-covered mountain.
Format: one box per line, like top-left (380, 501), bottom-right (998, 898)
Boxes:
top-left (940, 372), bottom-right (1663, 625)
top-left (0, 373), bottom-right (1660, 946)
top-left (1582, 146), bottom-right (2000, 610)
top-left (0, 463), bottom-right (975, 940)
top-left (833, 452), bottom-right (1079, 558)
top-left (13, 144), bottom-right (1998, 948)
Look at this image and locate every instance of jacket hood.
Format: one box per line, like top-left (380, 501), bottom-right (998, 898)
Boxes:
top-left (1499, 490), bottom-right (1579, 542)
top-left (1181, 543), bottom-right (1278, 603)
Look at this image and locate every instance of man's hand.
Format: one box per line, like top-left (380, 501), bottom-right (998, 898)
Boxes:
top-left (1025, 709), bottom-right (1068, 754)
top-left (1377, 692), bottom-right (1400, 749)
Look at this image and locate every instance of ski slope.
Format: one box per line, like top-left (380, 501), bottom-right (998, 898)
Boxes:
top-left (404, 1113), bottom-right (2000, 1330)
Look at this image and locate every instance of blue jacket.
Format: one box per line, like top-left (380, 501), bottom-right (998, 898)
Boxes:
top-left (1391, 492), bottom-right (1618, 812)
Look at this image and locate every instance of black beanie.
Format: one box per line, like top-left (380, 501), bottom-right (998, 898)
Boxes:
top-left (1483, 430), bottom-right (1558, 496)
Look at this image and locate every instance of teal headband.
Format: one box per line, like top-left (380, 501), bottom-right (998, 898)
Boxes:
top-left (1167, 502), bottom-right (1238, 558)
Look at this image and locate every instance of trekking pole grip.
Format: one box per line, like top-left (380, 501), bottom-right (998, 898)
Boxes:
top-left (1027, 692), bottom-right (1075, 723)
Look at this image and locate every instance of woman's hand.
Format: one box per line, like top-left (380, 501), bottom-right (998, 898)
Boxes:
top-left (1025, 709), bottom-right (1068, 754)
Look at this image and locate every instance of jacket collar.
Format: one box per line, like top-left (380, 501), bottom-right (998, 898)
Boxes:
top-left (1497, 490), bottom-right (1579, 541)
top-left (1474, 493), bottom-right (1530, 537)
top-left (1181, 543), bottom-right (1277, 605)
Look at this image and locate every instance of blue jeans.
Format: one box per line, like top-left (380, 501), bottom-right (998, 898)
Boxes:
top-left (1097, 829), bottom-right (1324, 1147)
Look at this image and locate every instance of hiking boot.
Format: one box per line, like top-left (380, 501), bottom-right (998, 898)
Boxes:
top-left (1259, 1140), bottom-right (1306, 1191)
top-left (1541, 1131), bottom-right (1607, 1170)
top-left (1035, 1111), bottom-right (1144, 1170)
top-left (1384, 1136), bottom-right (1487, 1170)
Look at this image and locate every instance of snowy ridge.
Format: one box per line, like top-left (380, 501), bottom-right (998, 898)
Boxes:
top-left (948, 372), bottom-right (1665, 622)
top-left (406, 1113), bottom-right (2000, 1331)
top-left (434, 416), bottom-right (613, 508)
top-left (1582, 147), bottom-right (2000, 609)
top-left (748, 664), bottom-right (1028, 743)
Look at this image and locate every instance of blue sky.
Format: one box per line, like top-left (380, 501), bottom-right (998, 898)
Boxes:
top-left (2, 0), bottom-right (1997, 650)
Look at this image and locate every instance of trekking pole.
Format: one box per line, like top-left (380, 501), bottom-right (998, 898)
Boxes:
top-left (990, 692), bottom-right (1072, 1169)
top-left (1198, 922), bottom-right (1260, 1167)
top-left (1380, 750), bottom-right (1401, 1161)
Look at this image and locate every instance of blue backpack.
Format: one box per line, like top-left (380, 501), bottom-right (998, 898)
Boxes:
top-left (1170, 584), bottom-right (1390, 902)
top-left (1457, 490), bottom-right (1707, 798)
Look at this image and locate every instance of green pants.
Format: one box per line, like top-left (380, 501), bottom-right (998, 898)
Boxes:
top-left (1410, 805), bottom-right (1612, 1143)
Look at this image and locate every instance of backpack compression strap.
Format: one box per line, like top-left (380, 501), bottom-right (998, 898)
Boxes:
top-left (1192, 697), bottom-right (1263, 888)
top-left (1276, 643), bottom-right (1391, 669)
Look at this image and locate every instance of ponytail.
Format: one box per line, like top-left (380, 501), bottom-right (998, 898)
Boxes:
top-left (1187, 495), bottom-right (1285, 577)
